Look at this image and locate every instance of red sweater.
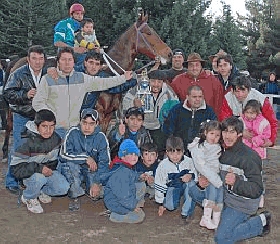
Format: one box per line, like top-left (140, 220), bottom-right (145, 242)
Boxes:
top-left (171, 70), bottom-right (224, 116)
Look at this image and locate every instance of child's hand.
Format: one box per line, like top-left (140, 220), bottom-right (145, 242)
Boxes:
top-left (86, 157), bottom-right (97, 171)
top-left (225, 168), bottom-right (236, 186)
top-left (181, 174), bottom-right (192, 183)
top-left (140, 173), bottom-right (148, 181)
top-left (158, 206), bottom-right (166, 216)
top-left (146, 175), bottom-right (154, 185)
top-left (118, 120), bottom-right (125, 136)
top-left (134, 207), bottom-right (141, 212)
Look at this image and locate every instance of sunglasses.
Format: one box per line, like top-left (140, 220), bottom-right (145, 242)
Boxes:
top-left (126, 107), bottom-right (144, 116)
top-left (173, 52), bottom-right (184, 56)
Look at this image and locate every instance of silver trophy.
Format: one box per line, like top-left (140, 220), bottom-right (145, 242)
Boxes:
top-left (137, 69), bottom-right (153, 113)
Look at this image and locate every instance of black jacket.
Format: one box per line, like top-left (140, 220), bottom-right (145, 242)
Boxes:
top-left (10, 121), bottom-right (61, 179)
top-left (3, 65), bottom-right (46, 119)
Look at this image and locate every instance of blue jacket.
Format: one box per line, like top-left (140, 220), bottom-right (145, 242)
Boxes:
top-left (60, 124), bottom-right (110, 185)
top-left (162, 101), bottom-right (217, 152)
top-left (75, 66), bottom-right (137, 111)
top-left (104, 158), bottom-right (139, 214)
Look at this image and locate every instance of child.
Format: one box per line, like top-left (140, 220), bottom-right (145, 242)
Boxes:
top-left (75, 18), bottom-right (100, 51)
top-left (154, 136), bottom-right (197, 222)
top-left (241, 99), bottom-right (271, 159)
top-left (59, 108), bottom-right (110, 211)
top-left (104, 139), bottom-right (146, 223)
top-left (10, 109), bottom-right (70, 214)
top-left (108, 107), bottom-right (152, 158)
top-left (188, 120), bottom-right (223, 229)
top-left (241, 99), bottom-right (271, 208)
top-left (134, 142), bottom-right (160, 199)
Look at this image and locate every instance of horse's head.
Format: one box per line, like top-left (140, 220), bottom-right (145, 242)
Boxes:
top-left (134, 13), bottom-right (172, 64)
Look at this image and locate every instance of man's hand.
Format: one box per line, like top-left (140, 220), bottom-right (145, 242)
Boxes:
top-left (133, 98), bottom-right (142, 108)
top-left (181, 174), bottom-right (192, 183)
top-left (118, 120), bottom-right (126, 136)
top-left (47, 67), bottom-right (59, 80)
top-left (86, 157), bottom-right (97, 171)
top-left (225, 168), bottom-right (236, 186)
top-left (243, 129), bottom-right (253, 140)
top-left (90, 183), bottom-right (101, 198)
top-left (262, 138), bottom-right (273, 147)
top-left (158, 206), bottom-right (166, 216)
top-left (73, 46), bottom-right (87, 54)
top-left (27, 88), bottom-right (36, 99)
top-left (124, 71), bottom-right (133, 80)
top-left (198, 175), bottom-right (209, 188)
top-left (42, 166), bottom-right (53, 177)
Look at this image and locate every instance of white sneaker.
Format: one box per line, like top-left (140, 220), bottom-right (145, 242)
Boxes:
top-left (21, 195), bottom-right (43, 214)
top-left (39, 192), bottom-right (52, 204)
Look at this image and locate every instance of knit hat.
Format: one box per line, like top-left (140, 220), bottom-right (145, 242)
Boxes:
top-left (172, 48), bottom-right (185, 59)
top-left (118, 139), bottom-right (140, 158)
top-left (148, 69), bottom-right (166, 80)
top-left (80, 108), bottom-right (98, 121)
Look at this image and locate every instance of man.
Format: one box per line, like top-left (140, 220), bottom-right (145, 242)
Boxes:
top-left (3, 45), bottom-right (46, 193)
top-left (150, 48), bottom-right (187, 84)
top-left (215, 116), bottom-right (271, 243)
top-left (77, 51), bottom-right (136, 112)
top-left (60, 108), bottom-right (110, 210)
top-left (10, 109), bottom-right (69, 214)
top-left (122, 70), bottom-right (178, 158)
top-left (219, 75), bottom-right (278, 147)
top-left (208, 49), bottom-right (227, 75)
top-left (171, 52), bottom-right (224, 116)
top-left (32, 47), bottom-right (133, 139)
top-left (217, 54), bottom-right (240, 92)
top-left (162, 85), bottom-right (217, 154)
top-left (54, 3), bottom-right (86, 54)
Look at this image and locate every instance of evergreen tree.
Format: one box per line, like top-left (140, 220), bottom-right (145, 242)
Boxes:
top-left (0, 0), bottom-right (63, 57)
top-left (211, 4), bottom-right (247, 69)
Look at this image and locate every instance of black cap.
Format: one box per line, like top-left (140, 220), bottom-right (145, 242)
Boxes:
top-left (172, 48), bottom-right (185, 59)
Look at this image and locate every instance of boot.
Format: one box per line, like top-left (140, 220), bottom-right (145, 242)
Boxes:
top-left (200, 200), bottom-right (216, 230)
top-left (212, 210), bottom-right (221, 228)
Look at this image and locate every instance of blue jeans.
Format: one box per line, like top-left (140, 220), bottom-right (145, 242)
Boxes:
top-left (60, 162), bottom-right (98, 198)
top-left (214, 206), bottom-right (263, 244)
top-left (5, 113), bottom-right (29, 188)
top-left (205, 184), bottom-right (223, 204)
top-left (109, 182), bottom-right (146, 223)
top-left (23, 171), bottom-right (69, 199)
top-left (189, 184), bottom-right (206, 206)
top-left (164, 181), bottom-right (196, 216)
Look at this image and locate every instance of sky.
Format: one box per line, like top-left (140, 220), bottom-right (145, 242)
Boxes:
top-left (209, 0), bottom-right (248, 18)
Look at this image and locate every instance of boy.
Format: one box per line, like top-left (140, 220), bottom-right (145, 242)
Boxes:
top-left (108, 106), bottom-right (152, 158)
top-left (154, 136), bottom-right (197, 222)
top-left (75, 18), bottom-right (100, 52)
top-left (10, 109), bottom-right (70, 214)
top-left (215, 116), bottom-right (271, 243)
top-left (60, 108), bottom-right (110, 211)
top-left (134, 142), bottom-right (159, 199)
top-left (104, 139), bottom-right (146, 223)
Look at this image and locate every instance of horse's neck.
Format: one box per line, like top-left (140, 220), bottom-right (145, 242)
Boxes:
top-left (107, 27), bottom-right (137, 72)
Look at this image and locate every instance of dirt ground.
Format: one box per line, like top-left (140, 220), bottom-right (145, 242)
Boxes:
top-left (0, 129), bottom-right (279, 244)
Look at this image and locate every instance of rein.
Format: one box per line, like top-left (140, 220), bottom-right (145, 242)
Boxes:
top-left (134, 22), bottom-right (155, 55)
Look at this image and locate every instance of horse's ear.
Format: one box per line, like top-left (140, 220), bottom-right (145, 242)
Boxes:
top-left (137, 7), bottom-right (144, 21)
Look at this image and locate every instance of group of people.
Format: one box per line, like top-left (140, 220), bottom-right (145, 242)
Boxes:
top-left (0, 2), bottom-right (279, 244)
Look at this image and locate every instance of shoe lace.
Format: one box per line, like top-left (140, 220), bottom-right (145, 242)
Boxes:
top-left (29, 199), bottom-right (40, 206)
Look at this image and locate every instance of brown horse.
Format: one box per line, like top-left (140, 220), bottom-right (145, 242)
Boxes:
top-left (2, 13), bottom-right (171, 159)
top-left (96, 13), bottom-right (172, 131)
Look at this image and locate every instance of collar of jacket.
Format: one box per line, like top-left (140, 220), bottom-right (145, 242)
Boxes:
top-left (182, 99), bottom-right (206, 111)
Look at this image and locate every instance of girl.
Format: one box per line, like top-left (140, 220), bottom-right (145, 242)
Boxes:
top-left (241, 99), bottom-right (271, 208)
top-left (188, 120), bottom-right (223, 229)
top-left (241, 99), bottom-right (271, 159)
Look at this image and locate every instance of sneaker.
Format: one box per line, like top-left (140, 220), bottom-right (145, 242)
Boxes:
top-left (39, 192), bottom-right (52, 204)
top-left (69, 198), bottom-right (80, 211)
top-left (181, 214), bottom-right (194, 225)
top-left (260, 211), bottom-right (271, 236)
top-left (21, 195), bottom-right (43, 214)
